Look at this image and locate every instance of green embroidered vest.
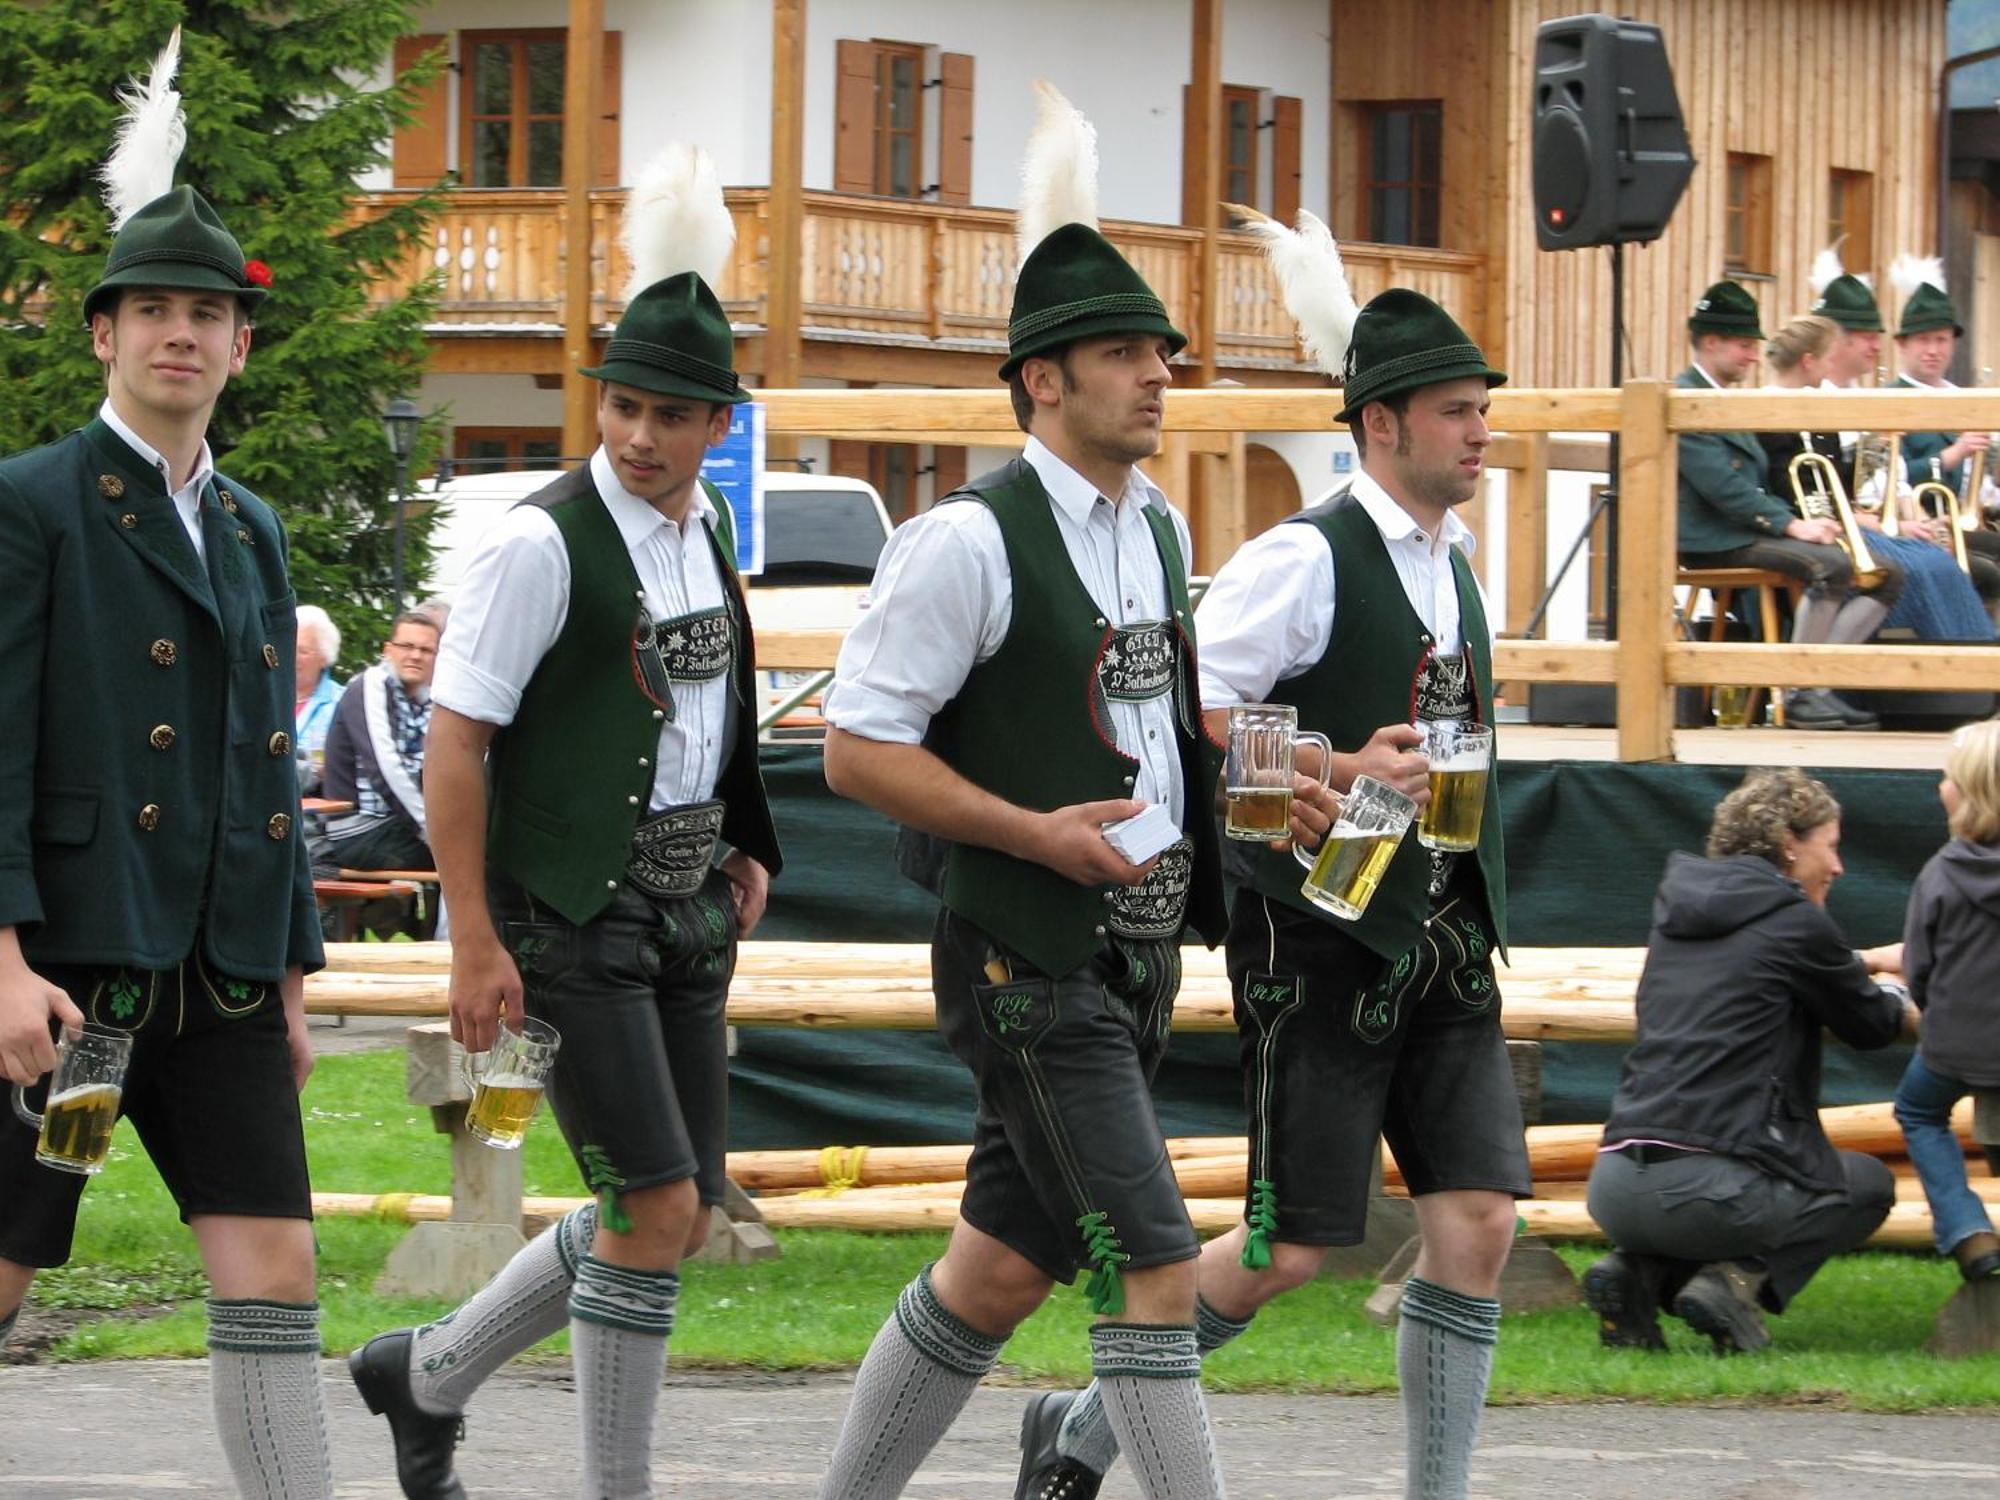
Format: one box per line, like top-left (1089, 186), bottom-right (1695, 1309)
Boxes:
top-left (1246, 490), bottom-right (1507, 960)
top-left (921, 458), bottom-right (1226, 976)
top-left (488, 472), bottom-right (781, 924)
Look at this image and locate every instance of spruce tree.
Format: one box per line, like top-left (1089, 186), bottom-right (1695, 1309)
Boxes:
top-left (0, 0), bottom-right (443, 671)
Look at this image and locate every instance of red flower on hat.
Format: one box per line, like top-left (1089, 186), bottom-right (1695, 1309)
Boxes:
top-left (243, 260), bottom-right (273, 289)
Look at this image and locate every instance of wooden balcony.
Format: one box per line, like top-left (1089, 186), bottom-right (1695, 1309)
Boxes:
top-left (358, 187), bottom-right (1485, 380)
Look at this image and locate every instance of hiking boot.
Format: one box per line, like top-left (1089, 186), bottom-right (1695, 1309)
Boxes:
top-left (1672, 1261), bottom-right (1773, 1354)
top-left (1786, 688), bottom-right (1878, 731)
top-left (1581, 1250), bottom-right (1668, 1350)
top-left (1015, 1390), bottom-right (1104, 1500)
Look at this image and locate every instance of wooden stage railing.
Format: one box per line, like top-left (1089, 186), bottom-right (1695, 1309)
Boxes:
top-left (741, 382), bottom-right (2000, 763)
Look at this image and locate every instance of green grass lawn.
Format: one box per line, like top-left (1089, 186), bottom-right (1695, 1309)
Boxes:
top-left (23, 1051), bottom-right (2000, 1409)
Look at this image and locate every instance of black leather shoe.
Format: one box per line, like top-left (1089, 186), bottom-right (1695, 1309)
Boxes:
top-left (1672, 1262), bottom-right (1772, 1355)
top-left (1015, 1390), bottom-right (1103, 1500)
top-left (1581, 1251), bottom-right (1668, 1350)
top-left (349, 1329), bottom-right (468, 1500)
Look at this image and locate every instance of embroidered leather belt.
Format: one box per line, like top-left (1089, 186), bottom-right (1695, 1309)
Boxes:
top-left (625, 799), bottom-right (724, 899)
top-left (1106, 836), bottom-right (1194, 940)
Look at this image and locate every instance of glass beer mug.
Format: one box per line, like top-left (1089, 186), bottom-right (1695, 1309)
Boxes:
top-left (463, 1016), bottom-right (561, 1149)
top-left (1225, 704), bottom-right (1334, 841)
top-left (1294, 775), bottom-right (1418, 920)
top-left (1416, 723), bottom-right (1493, 853)
top-left (12, 1024), bottom-right (133, 1175)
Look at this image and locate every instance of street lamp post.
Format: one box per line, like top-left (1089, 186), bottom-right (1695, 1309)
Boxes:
top-left (382, 396), bottom-right (422, 610)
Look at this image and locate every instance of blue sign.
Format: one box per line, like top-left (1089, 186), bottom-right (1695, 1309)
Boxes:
top-left (701, 402), bottom-right (766, 574)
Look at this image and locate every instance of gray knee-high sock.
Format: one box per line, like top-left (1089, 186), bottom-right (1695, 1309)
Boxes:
top-left (818, 1266), bottom-right (1004, 1499)
top-left (1397, 1276), bottom-right (1500, 1500)
top-left (206, 1298), bottom-right (334, 1500)
top-left (1058, 1295), bottom-right (1250, 1474)
top-left (569, 1254), bottom-right (679, 1500)
top-left (1826, 593), bottom-right (1890, 644)
top-left (408, 1202), bottom-right (596, 1414)
top-left (1089, 1323), bottom-right (1225, 1500)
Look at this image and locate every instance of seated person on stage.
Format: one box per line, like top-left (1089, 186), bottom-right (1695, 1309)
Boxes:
top-left (1887, 256), bottom-right (2000, 588)
top-left (311, 608), bottom-right (438, 879)
top-left (1757, 315), bottom-right (1997, 639)
top-left (1583, 769), bottom-right (1916, 1353)
top-left (1894, 720), bottom-right (2000, 1285)
top-left (1675, 281), bottom-right (1904, 731)
top-left (293, 603), bottom-right (342, 794)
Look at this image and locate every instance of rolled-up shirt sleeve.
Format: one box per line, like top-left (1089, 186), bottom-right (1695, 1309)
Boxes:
top-left (822, 506), bottom-right (1008, 745)
top-left (1195, 523), bottom-right (1336, 709)
top-left (431, 507), bottom-right (571, 727)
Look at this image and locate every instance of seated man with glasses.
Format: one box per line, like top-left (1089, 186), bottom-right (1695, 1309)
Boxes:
top-left (311, 609), bottom-right (441, 904)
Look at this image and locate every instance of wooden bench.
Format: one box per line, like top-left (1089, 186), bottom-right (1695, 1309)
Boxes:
top-left (311, 878), bottom-right (415, 943)
top-left (1676, 566), bottom-right (1799, 728)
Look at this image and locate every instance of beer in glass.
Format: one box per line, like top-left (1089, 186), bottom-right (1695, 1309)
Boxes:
top-left (1712, 685), bottom-right (1753, 729)
top-left (12, 1024), bottom-right (133, 1175)
top-left (1226, 704), bottom-right (1333, 840)
top-left (1417, 723), bottom-right (1492, 853)
top-left (1296, 776), bottom-right (1417, 920)
top-left (465, 1016), bottom-right (561, 1149)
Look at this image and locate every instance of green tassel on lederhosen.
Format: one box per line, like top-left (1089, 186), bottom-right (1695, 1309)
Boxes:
top-left (1241, 1178), bottom-right (1279, 1270)
top-left (1076, 1211), bottom-right (1131, 1315)
top-left (581, 1145), bottom-right (633, 1234)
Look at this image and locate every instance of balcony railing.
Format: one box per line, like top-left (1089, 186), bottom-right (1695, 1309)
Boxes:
top-left (359, 188), bottom-right (1486, 368)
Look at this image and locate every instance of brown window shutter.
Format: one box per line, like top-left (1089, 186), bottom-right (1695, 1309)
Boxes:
top-left (835, 40), bottom-right (876, 195)
top-left (392, 35), bottom-right (449, 188)
top-left (595, 31), bottom-right (622, 187)
top-left (937, 53), bottom-right (974, 206)
top-left (1272, 95), bottom-right (1302, 222)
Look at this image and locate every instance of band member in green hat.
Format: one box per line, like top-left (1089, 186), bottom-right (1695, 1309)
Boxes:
top-left (348, 143), bottom-right (781, 1500)
top-left (1808, 245), bottom-right (1886, 387)
top-left (0, 33), bottom-right (332, 1497)
top-left (1675, 279), bottom-right (1902, 729)
top-left (1889, 255), bottom-right (1991, 501)
top-left (816, 85), bottom-right (1317, 1500)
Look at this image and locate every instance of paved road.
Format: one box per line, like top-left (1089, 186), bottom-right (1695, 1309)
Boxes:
top-left (2, 1361), bottom-right (1998, 1499)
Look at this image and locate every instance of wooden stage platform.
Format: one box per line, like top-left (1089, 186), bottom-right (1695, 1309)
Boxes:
top-left (1496, 722), bottom-right (1951, 771)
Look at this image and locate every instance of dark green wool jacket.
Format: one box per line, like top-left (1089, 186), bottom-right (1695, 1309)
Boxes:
top-left (0, 419), bottom-right (321, 978)
top-left (1894, 376), bottom-right (1964, 491)
top-left (922, 458), bottom-right (1226, 977)
top-left (1675, 366), bottom-right (1798, 554)
top-left (1245, 491), bottom-right (1506, 961)
top-left (487, 469), bottom-right (781, 925)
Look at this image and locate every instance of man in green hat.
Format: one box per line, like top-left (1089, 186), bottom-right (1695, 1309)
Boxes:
top-left (347, 145), bottom-right (781, 1500)
top-left (1676, 280), bottom-right (1902, 729)
top-left (1888, 258), bottom-right (1991, 501)
top-left (1809, 259), bottom-right (1886, 389)
top-left (813, 85), bottom-right (1283, 1500)
top-left (0, 93), bottom-right (336, 1500)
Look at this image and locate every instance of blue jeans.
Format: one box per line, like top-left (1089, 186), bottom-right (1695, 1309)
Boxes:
top-left (1893, 1053), bottom-right (1995, 1255)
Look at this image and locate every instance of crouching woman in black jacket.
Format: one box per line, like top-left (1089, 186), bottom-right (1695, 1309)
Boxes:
top-left (1583, 769), bottom-right (1917, 1353)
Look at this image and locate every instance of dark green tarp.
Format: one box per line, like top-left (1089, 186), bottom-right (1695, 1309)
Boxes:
top-left (730, 750), bottom-right (1944, 1149)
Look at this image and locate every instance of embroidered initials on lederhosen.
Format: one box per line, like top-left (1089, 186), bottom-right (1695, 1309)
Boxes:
top-left (631, 604), bottom-right (733, 723)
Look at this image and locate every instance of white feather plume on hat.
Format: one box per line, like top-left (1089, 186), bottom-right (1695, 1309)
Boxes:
top-left (620, 142), bottom-right (735, 302)
top-left (1890, 253), bottom-right (1946, 297)
top-left (1017, 81), bottom-right (1098, 261)
top-left (1809, 245), bottom-right (1845, 298)
top-left (102, 27), bottom-right (185, 230)
top-left (1225, 202), bottom-right (1359, 375)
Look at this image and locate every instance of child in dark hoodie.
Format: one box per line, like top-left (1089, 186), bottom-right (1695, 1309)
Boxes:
top-left (1893, 719), bottom-right (2000, 1282)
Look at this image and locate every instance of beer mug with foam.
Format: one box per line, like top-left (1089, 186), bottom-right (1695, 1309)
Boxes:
top-left (1416, 722), bottom-right (1492, 853)
top-left (1225, 704), bottom-right (1333, 841)
top-left (464, 1016), bottom-right (561, 1149)
top-left (12, 1024), bottom-right (133, 1175)
top-left (1295, 776), bottom-right (1418, 920)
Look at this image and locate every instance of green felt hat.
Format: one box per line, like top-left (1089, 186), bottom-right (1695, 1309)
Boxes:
top-left (580, 271), bottom-right (747, 404)
top-left (1334, 288), bottom-right (1505, 425)
top-left (1810, 274), bottom-right (1883, 332)
top-left (1897, 280), bottom-right (1963, 338)
top-left (999, 223), bottom-right (1185, 381)
top-left (1688, 280), bottom-right (1763, 339)
top-left (83, 186), bottom-right (268, 325)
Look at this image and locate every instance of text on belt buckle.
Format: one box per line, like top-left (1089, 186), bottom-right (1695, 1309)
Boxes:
top-left (1107, 837), bottom-right (1194, 939)
top-left (626, 799), bottom-right (725, 899)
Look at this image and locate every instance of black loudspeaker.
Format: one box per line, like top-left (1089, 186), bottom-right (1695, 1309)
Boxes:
top-left (1533, 14), bottom-right (1695, 250)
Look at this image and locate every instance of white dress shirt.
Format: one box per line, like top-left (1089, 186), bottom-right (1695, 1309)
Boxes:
top-left (824, 436), bottom-right (1194, 826)
top-left (100, 398), bottom-right (214, 559)
top-left (1197, 470), bottom-right (1489, 709)
top-left (432, 448), bottom-right (737, 812)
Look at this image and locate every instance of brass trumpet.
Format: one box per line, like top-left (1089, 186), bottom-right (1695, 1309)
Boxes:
top-left (1913, 474), bottom-right (1973, 574)
top-left (1788, 450), bottom-right (1889, 588)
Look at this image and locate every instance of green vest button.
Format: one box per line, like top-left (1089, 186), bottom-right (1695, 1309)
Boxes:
top-left (626, 794), bottom-right (640, 806)
top-left (269, 731), bottom-right (293, 756)
top-left (137, 803), bottom-right (161, 831)
top-left (149, 724), bottom-right (175, 750)
top-left (606, 879), bottom-right (618, 890)
top-left (97, 474), bottom-right (124, 499)
top-left (151, 639), bottom-right (177, 667)
top-left (652, 709), bottom-right (665, 722)
top-left (119, 512), bottom-right (138, 530)
top-left (266, 813), bottom-right (291, 840)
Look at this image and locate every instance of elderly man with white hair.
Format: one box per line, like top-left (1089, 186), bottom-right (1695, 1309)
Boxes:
top-left (294, 604), bottom-right (343, 793)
